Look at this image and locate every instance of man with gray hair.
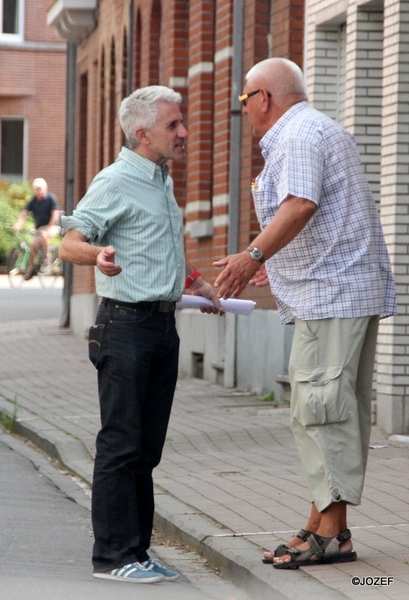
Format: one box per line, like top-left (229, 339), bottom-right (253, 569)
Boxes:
top-left (60, 86), bottom-right (222, 583)
top-left (214, 58), bottom-right (396, 569)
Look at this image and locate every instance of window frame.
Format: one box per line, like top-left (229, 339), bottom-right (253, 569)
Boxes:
top-left (0, 0), bottom-right (25, 42)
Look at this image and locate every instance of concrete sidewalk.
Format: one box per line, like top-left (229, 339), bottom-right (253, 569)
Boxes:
top-left (0, 318), bottom-right (408, 599)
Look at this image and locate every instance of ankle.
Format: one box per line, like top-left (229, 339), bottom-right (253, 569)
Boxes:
top-left (315, 525), bottom-right (345, 539)
top-left (305, 517), bottom-right (321, 532)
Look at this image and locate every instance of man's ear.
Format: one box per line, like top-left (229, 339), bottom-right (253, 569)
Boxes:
top-left (135, 127), bottom-right (149, 146)
top-left (261, 89), bottom-right (272, 112)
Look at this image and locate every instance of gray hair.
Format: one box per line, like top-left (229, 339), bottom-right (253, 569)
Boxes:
top-left (119, 85), bottom-right (182, 149)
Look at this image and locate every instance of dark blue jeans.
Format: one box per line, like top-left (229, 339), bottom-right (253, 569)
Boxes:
top-left (88, 301), bottom-right (180, 572)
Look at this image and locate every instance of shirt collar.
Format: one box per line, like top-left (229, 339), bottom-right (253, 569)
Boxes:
top-left (260, 101), bottom-right (309, 156)
top-left (118, 146), bottom-right (169, 181)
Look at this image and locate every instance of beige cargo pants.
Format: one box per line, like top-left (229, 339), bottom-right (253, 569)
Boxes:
top-left (289, 316), bottom-right (379, 512)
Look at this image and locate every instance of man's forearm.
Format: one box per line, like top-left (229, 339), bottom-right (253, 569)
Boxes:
top-left (59, 231), bottom-right (100, 265)
top-left (250, 196), bottom-right (317, 260)
top-left (48, 210), bottom-right (61, 228)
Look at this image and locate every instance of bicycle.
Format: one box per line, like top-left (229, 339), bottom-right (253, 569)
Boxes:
top-left (7, 232), bottom-right (63, 289)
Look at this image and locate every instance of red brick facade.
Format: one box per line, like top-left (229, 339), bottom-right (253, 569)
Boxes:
top-left (0, 0), bottom-right (67, 204)
top-left (71, 0), bottom-right (304, 301)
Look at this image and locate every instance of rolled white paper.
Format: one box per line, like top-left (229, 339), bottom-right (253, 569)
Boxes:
top-left (176, 294), bottom-right (256, 316)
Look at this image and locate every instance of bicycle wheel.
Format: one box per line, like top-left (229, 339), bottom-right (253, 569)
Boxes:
top-left (37, 247), bottom-right (62, 288)
top-left (7, 248), bottom-right (26, 288)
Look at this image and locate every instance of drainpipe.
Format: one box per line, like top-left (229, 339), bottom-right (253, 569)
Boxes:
top-left (224, 0), bottom-right (244, 388)
top-left (59, 42), bottom-right (76, 327)
top-left (127, 1), bottom-right (134, 96)
top-left (228, 0), bottom-right (244, 257)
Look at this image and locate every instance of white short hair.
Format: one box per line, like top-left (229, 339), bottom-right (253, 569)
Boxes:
top-left (119, 86), bottom-right (182, 149)
top-left (32, 178), bottom-right (47, 190)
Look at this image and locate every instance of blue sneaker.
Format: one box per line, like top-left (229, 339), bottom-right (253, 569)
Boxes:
top-left (144, 558), bottom-right (180, 581)
top-left (93, 562), bottom-right (164, 583)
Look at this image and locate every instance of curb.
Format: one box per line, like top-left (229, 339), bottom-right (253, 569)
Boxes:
top-left (0, 401), bottom-right (94, 484)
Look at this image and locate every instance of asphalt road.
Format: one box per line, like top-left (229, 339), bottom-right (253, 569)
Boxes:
top-left (0, 433), bottom-right (252, 600)
top-left (0, 274), bottom-right (63, 322)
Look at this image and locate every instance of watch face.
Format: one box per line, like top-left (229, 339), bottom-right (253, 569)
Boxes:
top-left (251, 248), bottom-right (262, 260)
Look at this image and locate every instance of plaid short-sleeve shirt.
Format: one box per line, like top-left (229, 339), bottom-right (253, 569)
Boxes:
top-left (253, 102), bottom-right (396, 324)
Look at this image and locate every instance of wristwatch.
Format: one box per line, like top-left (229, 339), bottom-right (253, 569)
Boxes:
top-left (246, 246), bottom-right (265, 264)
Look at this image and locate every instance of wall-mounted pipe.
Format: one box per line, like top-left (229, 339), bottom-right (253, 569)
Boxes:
top-left (224, 0), bottom-right (244, 388)
top-left (59, 42), bottom-right (76, 328)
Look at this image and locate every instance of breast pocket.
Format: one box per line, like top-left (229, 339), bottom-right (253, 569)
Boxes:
top-left (291, 365), bottom-right (349, 427)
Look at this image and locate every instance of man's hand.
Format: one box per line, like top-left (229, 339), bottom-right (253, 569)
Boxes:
top-left (189, 278), bottom-right (224, 315)
top-left (213, 251), bottom-right (260, 299)
top-left (249, 263), bottom-right (269, 287)
top-left (96, 246), bottom-right (122, 277)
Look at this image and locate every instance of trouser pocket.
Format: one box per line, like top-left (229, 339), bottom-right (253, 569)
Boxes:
top-left (291, 365), bottom-right (349, 427)
top-left (88, 324), bottom-right (106, 369)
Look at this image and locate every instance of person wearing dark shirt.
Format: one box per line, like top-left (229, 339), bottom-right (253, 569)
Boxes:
top-left (13, 178), bottom-right (61, 280)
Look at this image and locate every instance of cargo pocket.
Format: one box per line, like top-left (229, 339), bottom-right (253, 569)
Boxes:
top-left (292, 365), bottom-right (349, 427)
top-left (88, 324), bottom-right (105, 369)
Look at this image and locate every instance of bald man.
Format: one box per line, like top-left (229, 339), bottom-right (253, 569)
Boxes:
top-left (214, 58), bottom-right (396, 569)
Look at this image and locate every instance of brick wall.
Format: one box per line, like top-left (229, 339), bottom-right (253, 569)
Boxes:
top-left (71, 0), bottom-right (304, 309)
top-left (377, 0), bottom-right (409, 433)
top-left (0, 0), bottom-right (66, 205)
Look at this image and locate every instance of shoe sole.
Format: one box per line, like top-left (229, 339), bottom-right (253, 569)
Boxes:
top-left (160, 573), bottom-right (180, 581)
top-left (273, 551), bottom-right (357, 570)
top-left (93, 572), bottom-right (164, 583)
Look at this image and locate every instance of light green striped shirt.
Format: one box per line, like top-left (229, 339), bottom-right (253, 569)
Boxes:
top-left (62, 147), bottom-right (185, 302)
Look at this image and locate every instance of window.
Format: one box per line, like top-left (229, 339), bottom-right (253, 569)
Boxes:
top-left (0, 119), bottom-right (25, 182)
top-left (1, 0), bottom-right (24, 39)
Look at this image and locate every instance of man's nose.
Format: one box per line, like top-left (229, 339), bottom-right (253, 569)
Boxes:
top-left (179, 124), bottom-right (188, 138)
